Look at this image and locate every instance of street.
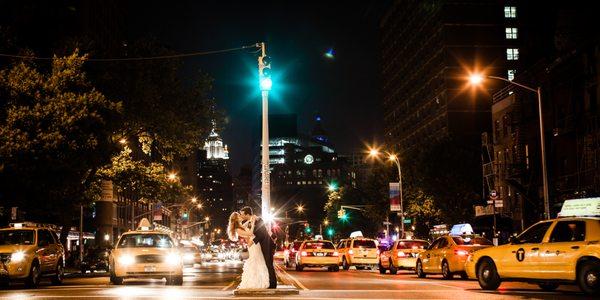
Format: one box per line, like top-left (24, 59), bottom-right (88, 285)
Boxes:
top-left (0, 262), bottom-right (590, 299)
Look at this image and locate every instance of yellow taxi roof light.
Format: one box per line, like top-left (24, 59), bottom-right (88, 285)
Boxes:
top-left (349, 231), bottom-right (364, 238)
top-left (558, 197), bottom-right (600, 218)
top-left (137, 218), bottom-right (152, 231)
top-left (450, 223), bottom-right (474, 236)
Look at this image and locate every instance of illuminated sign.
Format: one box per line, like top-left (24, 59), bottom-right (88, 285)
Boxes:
top-left (558, 197), bottom-right (600, 217)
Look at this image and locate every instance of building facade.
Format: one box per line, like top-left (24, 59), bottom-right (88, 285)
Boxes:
top-left (480, 1), bottom-right (600, 230)
top-left (379, 0), bottom-right (507, 154)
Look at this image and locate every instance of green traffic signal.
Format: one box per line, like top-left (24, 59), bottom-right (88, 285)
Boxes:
top-left (327, 228), bottom-right (334, 236)
top-left (305, 226), bottom-right (312, 234)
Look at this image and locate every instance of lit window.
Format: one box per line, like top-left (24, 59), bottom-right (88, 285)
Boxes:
top-left (505, 27), bottom-right (518, 39)
top-left (507, 69), bottom-right (516, 81)
top-left (504, 6), bottom-right (516, 18)
top-left (506, 48), bottom-right (519, 60)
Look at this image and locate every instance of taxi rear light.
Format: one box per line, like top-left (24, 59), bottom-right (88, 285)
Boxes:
top-left (333, 251), bottom-right (339, 257)
top-left (284, 250), bottom-right (290, 256)
top-left (454, 249), bottom-right (469, 256)
top-left (301, 251), bottom-right (308, 257)
top-left (376, 249), bottom-right (380, 255)
top-left (348, 249), bottom-right (354, 255)
top-left (397, 251), bottom-right (407, 257)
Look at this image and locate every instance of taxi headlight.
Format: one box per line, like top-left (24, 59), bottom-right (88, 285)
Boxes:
top-left (166, 253), bottom-right (181, 266)
top-left (118, 255), bottom-right (134, 266)
top-left (11, 251), bottom-right (26, 263)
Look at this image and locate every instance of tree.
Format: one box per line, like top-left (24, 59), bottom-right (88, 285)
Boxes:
top-left (0, 52), bottom-right (121, 228)
top-left (410, 136), bottom-right (482, 225)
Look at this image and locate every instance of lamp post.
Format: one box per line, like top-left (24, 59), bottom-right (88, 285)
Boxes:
top-left (281, 204), bottom-right (304, 244)
top-left (258, 42), bottom-right (273, 227)
top-left (469, 74), bottom-right (550, 219)
top-left (368, 148), bottom-right (404, 239)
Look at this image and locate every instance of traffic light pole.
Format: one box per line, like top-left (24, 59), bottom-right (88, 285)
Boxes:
top-left (259, 42), bottom-right (271, 229)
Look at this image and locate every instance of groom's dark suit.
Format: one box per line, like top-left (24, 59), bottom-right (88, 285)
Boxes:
top-left (252, 217), bottom-right (277, 288)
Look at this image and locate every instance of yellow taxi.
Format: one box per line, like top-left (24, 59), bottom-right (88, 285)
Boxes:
top-left (295, 239), bottom-right (339, 272)
top-left (0, 222), bottom-right (65, 287)
top-left (465, 198), bottom-right (600, 295)
top-left (109, 219), bottom-right (183, 285)
top-left (379, 239), bottom-right (429, 274)
top-left (416, 235), bottom-right (493, 279)
top-left (337, 235), bottom-right (379, 270)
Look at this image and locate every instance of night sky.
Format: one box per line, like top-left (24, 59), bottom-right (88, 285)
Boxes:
top-left (2, 0), bottom-right (386, 173)
top-left (127, 1), bottom-right (386, 173)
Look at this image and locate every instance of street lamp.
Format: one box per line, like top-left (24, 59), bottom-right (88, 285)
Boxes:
top-left (469, 73), bottom-right (550, 220)
top-left (191, 197), bottom-right (197, 203)
top-left (368, 147), bottom-right (404, 239)
top-left (167, 172), bottom-right (178, 182)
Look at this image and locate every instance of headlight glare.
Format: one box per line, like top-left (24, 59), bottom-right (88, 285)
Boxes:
top-left (166, 253), bottom-right (181, 266)
top-left (118, 255), bottom-right (134, 266)
top-left (11, 251), bottom-right (25, 262)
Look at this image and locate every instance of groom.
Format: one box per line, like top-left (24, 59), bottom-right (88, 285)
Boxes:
top-left (240, 206), bottom-right (277, 289)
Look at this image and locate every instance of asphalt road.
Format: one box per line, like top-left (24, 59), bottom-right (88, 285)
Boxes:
top-left (0, 261), bottom-right (592, 299)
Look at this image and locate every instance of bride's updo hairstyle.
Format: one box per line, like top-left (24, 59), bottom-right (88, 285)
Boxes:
top-left (227, 212), bottom-right (242, 241)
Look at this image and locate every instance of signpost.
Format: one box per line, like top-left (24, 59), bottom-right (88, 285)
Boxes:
top-left (389, 183), bottom-right (401, 212)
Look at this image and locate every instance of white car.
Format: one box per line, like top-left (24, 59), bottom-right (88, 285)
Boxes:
top-left (109, 223), bottom-right (183, 285)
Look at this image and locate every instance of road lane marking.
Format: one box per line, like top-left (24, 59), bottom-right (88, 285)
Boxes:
top-left (275, 265), bottom-right (308, 290)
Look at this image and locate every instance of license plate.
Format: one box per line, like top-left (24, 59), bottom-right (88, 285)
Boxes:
top-left (144, 266), bottom-right (156, 272)
top-left (315, 252), bottom-right (324, 257)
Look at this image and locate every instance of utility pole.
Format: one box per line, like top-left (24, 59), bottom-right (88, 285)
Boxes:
top-left (258, 42), bottom-right (273, 226)
top-left (79, 205), bottom-right (84, 264)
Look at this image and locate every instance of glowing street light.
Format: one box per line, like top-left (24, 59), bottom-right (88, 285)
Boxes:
top-left (204, 216), bottom-right (210, 222)
top-left (327, 182), bottom-right (338, 192)
top-left (468, 72), bottom-right (549, 220)
top-left (191, 197), bottom-right (197, 203)
top-left (296, 205), bottom-right (304, 213)
top-left (196, 203), bottom-right (203, 209)
top-left (167, 172), bottom-right (178, 182)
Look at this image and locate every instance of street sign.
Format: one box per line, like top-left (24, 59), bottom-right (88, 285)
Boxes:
top-left (494, 200), bottom-right (504, 208)
top-left (490, 189), bottom-right (498, 199)
top-left (403, 218), bottom-right (412, 224)
top-left (11, 207), bottom-right (17, 221)
top-left (383, 221), bottom-right (392, 225)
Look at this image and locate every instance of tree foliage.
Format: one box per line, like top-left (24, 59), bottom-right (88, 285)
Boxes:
top-left (0, 52), bottom-right (121, 222)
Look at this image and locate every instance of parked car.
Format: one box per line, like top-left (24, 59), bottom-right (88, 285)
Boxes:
top-left (336, 237), bottom-right (379, 270)
top-left (81, 248), bottom-right (110, 273)
top-left (295, 240), bottom-right (339, 272)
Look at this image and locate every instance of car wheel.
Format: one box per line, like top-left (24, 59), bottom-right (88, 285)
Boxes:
top-left (441, 260), bottom-right (453, 280)
top-left (25, 261), bottom-right (41, 288)
top-left (0, 278), bottom-right (9, 288)
top-left (577, 260), bottom-right (600, 295)
top-left (538, 282), bottom-right (559, 291)
top-left (51, 261), bottom-right (64, 285)
top-left (356, 266), bottom-right (365, 270)
top-left (295, 264), bottom-right (304, 271)
top-left (460, 272), bottom-right (469, 280)
top-left (110, 272), bottom-right (123, 285)
top-left (477, 258), bottom-right (501, 290)
top-left (80, 267), bottom-right (86, 274)
top-left (416, 260), bottom-right (426, 278)
top-left (167, 275), bottom-right (183, 285)
top-left (342, 258), bottom-right (350, 270)
top-left (389, 260), bottom-right (398, 275)
top-left (378, 260), bottom-right (387, 274)
top-left (333, 265), bottom-right (340, 272)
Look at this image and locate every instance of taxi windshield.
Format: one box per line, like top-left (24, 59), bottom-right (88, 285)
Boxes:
top-left (304, 242), bottom-right (335, 249)
top-left (118, 234), bottom-right (174, 248)
top-left (397, 240), bottom-right (429, 249)
top-left (452, 237), bottom-right (493, 246)
top-left (353, 239), bottom-right (376, 248)
top-left (0, 230), bottom-right (35, 245)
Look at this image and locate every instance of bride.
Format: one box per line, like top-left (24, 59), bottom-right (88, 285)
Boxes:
top-left (227, 212), bottom-right (270, 289)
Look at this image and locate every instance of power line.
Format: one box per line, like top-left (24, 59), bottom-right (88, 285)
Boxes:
top-left (0, 44), bottom-right (260, 62)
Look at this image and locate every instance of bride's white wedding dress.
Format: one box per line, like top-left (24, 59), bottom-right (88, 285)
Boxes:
top-left (238, 242), bottom-right (270, 289)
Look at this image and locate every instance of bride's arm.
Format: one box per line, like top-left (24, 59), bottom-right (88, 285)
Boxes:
top-left (236, 228), bottom-right (255, 243)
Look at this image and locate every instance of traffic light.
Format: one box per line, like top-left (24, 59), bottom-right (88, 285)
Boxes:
top-left (304, 222), bottom-right (312, 234)
top-left (328, 182), bottom-right (338, 192)
top-left (259, 55), bottom-right (272, 91)
top-left (327, 228), bottom-right (334, 237)
top-left (182, 211), bottom-right (189, 220)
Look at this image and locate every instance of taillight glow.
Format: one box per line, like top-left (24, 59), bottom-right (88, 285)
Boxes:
top-left (333, 251), bottom-right (339, 257)
top-left (397, 251), bottom-right (407, 257)
top-left (284, 250), bottom-right (289, 256)
top-left (348, 249), bottom-right (354, 255)
top-left (301, 251), bottom-right (308, 257)
top-left (376, 249), bottom-right (380, 255)
top-left (455, 249), bottom-right (469, 256)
